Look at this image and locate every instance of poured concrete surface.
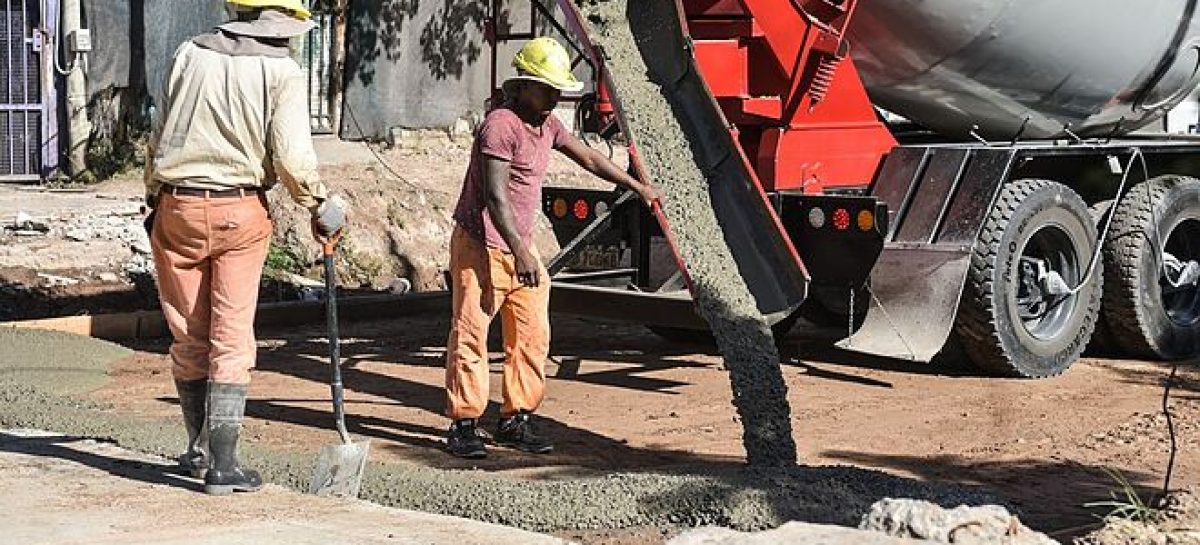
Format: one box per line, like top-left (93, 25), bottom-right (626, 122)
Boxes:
top-left (0, 429), bottom-right (568, 545)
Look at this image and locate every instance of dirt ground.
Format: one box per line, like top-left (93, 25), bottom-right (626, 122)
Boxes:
top-left (0, 131), bottom-right (612, 320)
top-left (80, 312), bottom-right (1199, 542)
top-left (3, 128), bottom-right (1197, 543)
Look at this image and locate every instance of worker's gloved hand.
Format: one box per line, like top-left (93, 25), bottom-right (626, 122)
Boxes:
top-left (311, 196), bottom-right (348, 239)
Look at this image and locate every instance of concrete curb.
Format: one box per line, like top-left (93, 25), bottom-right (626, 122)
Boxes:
top-left (0, 292), bottom-right (451, 341)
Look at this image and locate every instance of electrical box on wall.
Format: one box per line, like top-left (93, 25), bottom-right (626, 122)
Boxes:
top-left (67, 29), bottom-right (91, 53)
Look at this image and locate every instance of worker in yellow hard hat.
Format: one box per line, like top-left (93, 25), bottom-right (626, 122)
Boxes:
top-left (145, 0), bottom-right (346, 495)
top-left (444, 37), bottom-right (662, 458)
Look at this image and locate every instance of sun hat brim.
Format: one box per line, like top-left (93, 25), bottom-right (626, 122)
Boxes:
top-left (218, 9), bottom-right (315, 39)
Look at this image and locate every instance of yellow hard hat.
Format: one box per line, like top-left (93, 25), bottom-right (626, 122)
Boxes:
top-left (226, 0), bottom-right (311, 20)
top-left (509, 37), bottom-right (584, 93)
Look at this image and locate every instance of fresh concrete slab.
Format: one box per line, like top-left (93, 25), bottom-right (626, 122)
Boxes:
top-left (0, 429), bottom-right (570, 545)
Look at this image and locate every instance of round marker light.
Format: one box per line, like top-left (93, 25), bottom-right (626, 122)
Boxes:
top-left (857, 209), bottom-right (874, 232)
top-left (832, 208), bottom-right (851, 231)
top-left (807, 207), bottom-right (826, 229)
top-left (552, 198), bottom-right (568, 219)
top-left (595, 201), bottom-right (609, 216)
top-left (573, 199), bottom-right (590, 221)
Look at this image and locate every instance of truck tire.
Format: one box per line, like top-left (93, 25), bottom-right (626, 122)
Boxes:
top-left (1085, 200), bottom-right (1121, 357)
top-left (1101, 175), bottom-right (1200, 360)
top-left (953, 179), bottom-right (1102, 377)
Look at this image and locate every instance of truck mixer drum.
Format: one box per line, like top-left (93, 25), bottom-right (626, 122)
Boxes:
top-left (1101, 175), bottom-right (1200, 360)
top-left (952, 179), bottom-right (1101, 378)
top-left (851, 0), bottom-right (1200, 139)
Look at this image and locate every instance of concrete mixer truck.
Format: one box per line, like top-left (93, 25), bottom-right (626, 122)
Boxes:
top-left (484, 0), bottom-right (1200, 378)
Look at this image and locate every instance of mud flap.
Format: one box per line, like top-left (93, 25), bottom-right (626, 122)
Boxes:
top-left (836, 246), bottom-right (971, 362)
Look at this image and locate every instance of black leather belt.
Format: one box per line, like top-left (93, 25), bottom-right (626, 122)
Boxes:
top-left (167, 186), bottom-right (263, 198)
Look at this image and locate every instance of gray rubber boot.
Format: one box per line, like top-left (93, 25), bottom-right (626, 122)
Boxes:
top-left (203, 382), bottom-right (263, 496)
top-left (174, 379), bottom-right (209, 478)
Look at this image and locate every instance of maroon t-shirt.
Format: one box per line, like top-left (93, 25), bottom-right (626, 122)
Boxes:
top-left (453, 106), bottom-right (569, 252)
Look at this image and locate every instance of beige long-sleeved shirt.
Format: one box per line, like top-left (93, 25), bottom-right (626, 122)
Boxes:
top-left (145, 34), bottom-right (327, 209)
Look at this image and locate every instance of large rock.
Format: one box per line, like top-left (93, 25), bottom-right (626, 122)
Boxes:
top-left (669, 521), bottom-right (929, 545)
top-left (861, 499), bottom-right (1059, 545)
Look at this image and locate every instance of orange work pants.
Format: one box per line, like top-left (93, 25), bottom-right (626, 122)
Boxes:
top-left (445, 226), bottom-right (551, 420)
top-left (151, 191), bottom-right (272, 385)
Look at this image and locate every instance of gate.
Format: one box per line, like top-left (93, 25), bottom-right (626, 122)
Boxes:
top-left (302, 10), bottom-right (333, 134)
top-left (0, 0), bottom-right (45, 181)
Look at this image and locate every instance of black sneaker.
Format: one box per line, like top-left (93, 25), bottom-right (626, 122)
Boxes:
top-left (495, 412), bottom-right (553, 454)
top-left (446, 419), bottom-right (487, 459)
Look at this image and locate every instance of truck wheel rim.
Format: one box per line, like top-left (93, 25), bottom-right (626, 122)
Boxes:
top-left (1014, 224), bottom-right (1080, 341)
top-left (1161, 218), bottom-right (1200, 327)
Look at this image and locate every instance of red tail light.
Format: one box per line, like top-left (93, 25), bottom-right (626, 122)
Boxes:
top-left (573, 199), bottom-right (590, 220)
top-left (832, 208), bottom-right (851, 231)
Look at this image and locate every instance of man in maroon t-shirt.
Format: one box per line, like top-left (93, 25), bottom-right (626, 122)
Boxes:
top-left (445, 37), bottom-right (660, 458)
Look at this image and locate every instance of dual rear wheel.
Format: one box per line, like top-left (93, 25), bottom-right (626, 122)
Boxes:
top-left (954, 176), bottom-right (1200, 377)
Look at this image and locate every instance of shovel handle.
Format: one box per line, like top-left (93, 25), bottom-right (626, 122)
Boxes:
top-left (323, 239), bottom-right (352, 444)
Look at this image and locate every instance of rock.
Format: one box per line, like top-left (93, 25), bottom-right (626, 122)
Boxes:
top-left (386, 127), bottom-right (413, 148)
top-left (860, 499), bottom-right (1059, 545)
top-left (11, 211), bottom-right (49, 233)
top-left (388, 277), bottom-right (412, 295)
top-left (65, 229), bottom-right (92, 242)
top-left (96, 272), bottom-right (121, 283)
top-left (127, 227), bottom-right (152, 255)
top-left (669, 522), bottom-right (928, 545)
top-left (448, 117), bottom-right (473, 140)
top-left (283, 272), bottom-right (323, 289)
top-left (36, 273), bottom-right (80, 287)
top-left (124, 254), bottom-right (154, 276)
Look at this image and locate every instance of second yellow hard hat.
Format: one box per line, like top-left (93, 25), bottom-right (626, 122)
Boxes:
top-left (509, 37), bottom-right (584, 93)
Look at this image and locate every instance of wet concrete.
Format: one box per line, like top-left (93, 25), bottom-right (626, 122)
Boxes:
top-left (0, 327), bottom-right (132, 395)
top-left (575, 0), bottom-right (797, 466)
top-left (0, 330), bottom-right (999, 534)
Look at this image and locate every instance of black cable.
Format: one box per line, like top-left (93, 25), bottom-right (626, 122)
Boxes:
top-left (342, 101), bottom-right (419, 189)
top-left (1161, 360), bottom-right (1181, 500)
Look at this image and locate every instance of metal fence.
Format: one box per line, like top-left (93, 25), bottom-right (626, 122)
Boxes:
top-left (301, 11), bottom-right (333, 134)
top-left (0, 0), bottom-right (43, 181)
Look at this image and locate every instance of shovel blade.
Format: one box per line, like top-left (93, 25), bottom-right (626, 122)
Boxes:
top-left (309, 440), bottom-right (370, 498)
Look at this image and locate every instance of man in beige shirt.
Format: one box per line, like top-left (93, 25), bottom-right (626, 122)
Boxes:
top-left (144, 0), bottom-right (345, 495)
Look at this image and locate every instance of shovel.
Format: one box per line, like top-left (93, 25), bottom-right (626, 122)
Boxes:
top-left (309, 234), bottom-right (370, 497)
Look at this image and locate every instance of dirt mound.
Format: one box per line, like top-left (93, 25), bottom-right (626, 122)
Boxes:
top-left (1076, 488), bottom-right (1200, 545)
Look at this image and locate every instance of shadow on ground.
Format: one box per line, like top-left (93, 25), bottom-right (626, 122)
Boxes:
top-left (0, 432), bottom-right (200, 492)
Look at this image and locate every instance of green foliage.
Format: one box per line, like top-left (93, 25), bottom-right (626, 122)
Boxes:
top-left (1084, 468), bottom-right (1160, 523)
top-left (265, 242), bottom-right (304, 274)
top-left (85, 136), bottom-right (144, 182)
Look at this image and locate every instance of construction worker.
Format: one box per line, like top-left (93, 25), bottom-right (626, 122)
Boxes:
top-left (144, 0), bottom-right (346, 495)
top-left (446, 37), bottom-right (661, 458)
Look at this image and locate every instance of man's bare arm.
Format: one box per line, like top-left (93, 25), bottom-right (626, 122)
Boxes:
top-left (483, 156), bottom-right (541, 286)
top-left (557, 133), bottom-right (661, 205)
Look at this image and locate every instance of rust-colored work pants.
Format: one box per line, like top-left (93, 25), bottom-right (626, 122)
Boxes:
top-left (152, 191), bottom-right (272, 385)
top-left (445, 226), bottom-right (551, 420)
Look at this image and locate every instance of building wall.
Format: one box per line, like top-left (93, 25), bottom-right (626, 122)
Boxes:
top-left (339, 0), bottom-right (535, 138)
